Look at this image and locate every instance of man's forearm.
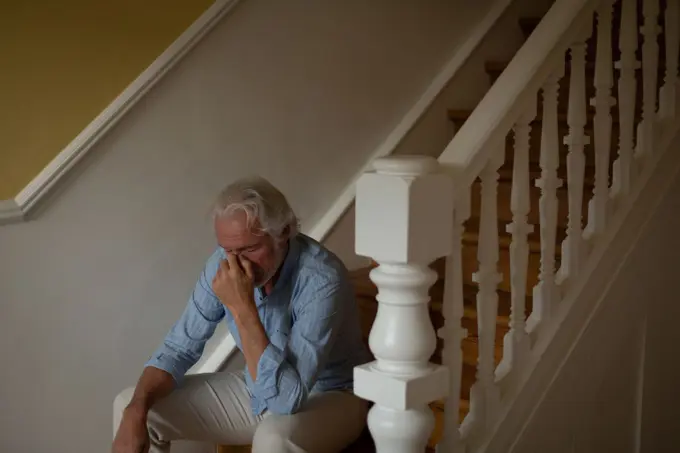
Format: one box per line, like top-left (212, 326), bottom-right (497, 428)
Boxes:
top-left (127, 366), bottom-right (176, 415)
top-left (234, 308), bottom-right (270, 381)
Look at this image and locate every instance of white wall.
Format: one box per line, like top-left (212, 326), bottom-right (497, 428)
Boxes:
top-left (0, 1), bottom-right (499, 452)
top-left (506, 157), bottom-right (680, 453)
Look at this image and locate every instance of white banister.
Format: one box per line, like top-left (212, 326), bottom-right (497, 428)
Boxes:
top-left (438, 0), bottom-right (596, 184)
top-left (354, 155), bottom-right (454, 453)
top-left (660, 0), bottom-right (680, 120)
top-left (528, 65), bottom-right (564, 335)
top-left (496, 103), bottom-right (536, 387)
top-left (558, 32), bottom-right (591, 284)
top-left (437, 188), bottom-right (471, 453)
top-left (413, 0), bottom-right (680, 450)
top-left (586, 0), bottom-right (616, 239)
top-left (612, 0), bottom-right (640, 198)
top-left (637, 0), bottom-right (661, 157)
top-left (465, 149), bottom-right (504, 440)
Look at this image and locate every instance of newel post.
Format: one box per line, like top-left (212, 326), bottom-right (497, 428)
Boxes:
top-left (354, 155), bottom-right (455, 453)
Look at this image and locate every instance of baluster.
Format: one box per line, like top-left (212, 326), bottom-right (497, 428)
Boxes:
top-left (660, 0), bottom-right (679, 119)
top-left (464, 148), bottom-right (504, 439)
top-left (437, 188), bottom-right (471, 453)
top-left (354, 156), bottom-right (454, 453)
top-left (528, 65), bottom-right (564, 335)
top-left (636, 0), bottom-right (661, 158)
top-left (586, 0), bottom-right (616, 239)
top-left (612, 0), bottom-right (640, 198)
top-left (496, 102), bottom-right (536, 387)
top-left (558, 32), bottom-right (590, 284)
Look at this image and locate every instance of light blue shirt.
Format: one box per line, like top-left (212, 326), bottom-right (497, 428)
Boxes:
top-left (145, 233), bottom-right (371, 415)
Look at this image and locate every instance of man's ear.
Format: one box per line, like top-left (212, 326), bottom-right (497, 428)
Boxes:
top-left (274, 226), bottom-right (291, 249)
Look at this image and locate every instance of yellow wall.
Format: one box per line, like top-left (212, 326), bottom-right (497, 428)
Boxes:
top-left (0, 0), bottom-right (214, 200)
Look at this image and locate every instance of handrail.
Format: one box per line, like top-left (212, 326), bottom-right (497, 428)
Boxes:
top-left (0, 0), bottom-right (241, 225)
top-left (438, 0), bottom-right (598, 188)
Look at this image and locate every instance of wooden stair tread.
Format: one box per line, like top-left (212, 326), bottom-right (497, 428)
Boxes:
top-left (353, 263), bottom-right (521, 323)
top-left (449, 107), bottom-right (621, 184)
top-left (483, 59), bottom-right (659, 120)
top-left (463, 216), bottom-right (567, 254)
top-left (484, 58), bottom-right (667, 76)
top-left (497, 165), bottom-right (595, 188)
top-left (472, 181), bottom-right (589, 231)
top-left (518, 6), bottom-right (669, 59)
top-left (448, 107), bottom-right (633, 130)
top-left (518, 9), bottom-right (667, 51)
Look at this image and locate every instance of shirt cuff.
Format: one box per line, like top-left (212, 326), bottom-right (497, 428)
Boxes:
top-left (145, 352), bottom-right (186, 385)
top-left (254, 342), bottom-right (285, 400)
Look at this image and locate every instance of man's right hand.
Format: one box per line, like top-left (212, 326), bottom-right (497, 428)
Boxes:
top-left (112, 405), bottom-right (150, 453)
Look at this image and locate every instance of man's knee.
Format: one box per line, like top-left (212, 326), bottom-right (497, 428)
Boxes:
top-left (251, 416), bottom-right (294, 453)
top-left (113, 387), bottom-right (135, 435)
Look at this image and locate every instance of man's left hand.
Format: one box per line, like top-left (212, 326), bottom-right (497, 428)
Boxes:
top-left (212, 254), bottom-right (256, 316)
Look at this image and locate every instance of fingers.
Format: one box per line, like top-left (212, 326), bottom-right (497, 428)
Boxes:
top-left (215, 254), bottom-right (252, 284)
top-left (239, 256), bottom-right (254, 280)
top-left (213, 259), bottom-right (227, 287)
top-left (226, 253), bottom-right (240, 275)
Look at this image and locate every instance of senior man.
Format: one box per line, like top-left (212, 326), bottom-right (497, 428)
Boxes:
top-left (112, 176), bottom-right (371, 453)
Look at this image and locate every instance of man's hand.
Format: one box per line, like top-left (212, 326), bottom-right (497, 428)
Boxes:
top-left (212, 254), bottom-right (256, 316)
top-left (112, 404), bottom-right (150, 453)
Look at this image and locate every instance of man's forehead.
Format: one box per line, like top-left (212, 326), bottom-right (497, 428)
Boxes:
top-left (215, 210), bottom-right (261, 231)
top-left (214, 214), bottom-right (265, 248)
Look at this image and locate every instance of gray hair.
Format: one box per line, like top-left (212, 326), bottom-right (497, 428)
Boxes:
top-left (211, 176), bottom-right (299, 239)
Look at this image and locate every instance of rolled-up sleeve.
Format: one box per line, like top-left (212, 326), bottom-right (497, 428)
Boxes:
top-left (145, 250), bottom-right (225, 385)
top-left (252, 280), bottom-right (346, 414)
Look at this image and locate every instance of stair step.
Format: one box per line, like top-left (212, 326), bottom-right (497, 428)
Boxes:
top-left (462, 219), bottom-right (566, 257)
top-left (426, 280), bottom-right (514, 324)
top-left (423, 231), bottom-right (552, 302)
top-left (429, 398), bottom-right (470, 446)
top-left (484, 59), bottom-right (660, 120)
top-left (430, 320), bottom-right (506, 367)
top-left (497, 163), bottom-right (595, 189)
top-left (462, 238), bottom-right (545, 297)
top-left (484, 58), bottom-right (666, 79)
top-left (354, 266), bottom-right (517, 323)
top-left (518, 5), bottom-right (668, 62)
top-left (448, 108), bottom-right (620, 182)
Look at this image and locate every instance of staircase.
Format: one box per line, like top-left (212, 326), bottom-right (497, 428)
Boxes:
top-left (218, 0), bottom-right (680, 451)
top-left (348, 0), bottom-right (679, 451)
top-left (347, 6), bottom-right (618, 449)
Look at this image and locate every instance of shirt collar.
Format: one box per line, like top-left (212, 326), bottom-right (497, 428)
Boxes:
top-left (256, 234), bottom-right (301, 304)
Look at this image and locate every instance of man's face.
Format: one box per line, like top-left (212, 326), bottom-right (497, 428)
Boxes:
top-left (214, 211), bottom-right (286, 288)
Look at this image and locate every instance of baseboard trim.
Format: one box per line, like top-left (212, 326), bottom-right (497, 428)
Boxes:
top-left (1, 0), bottom-right (242, 222)
top-left (0, 200), bottom-right (24, 225)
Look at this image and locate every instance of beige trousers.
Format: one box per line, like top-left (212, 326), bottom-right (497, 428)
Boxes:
top-left (113, 371), bottom-right (368, 453)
